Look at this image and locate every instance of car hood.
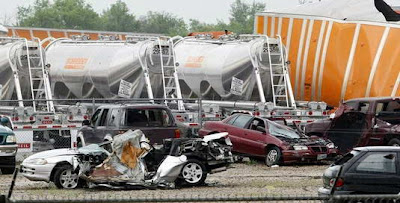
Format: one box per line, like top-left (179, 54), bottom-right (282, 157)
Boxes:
top-left (24, 148), bottom-right (78, 161)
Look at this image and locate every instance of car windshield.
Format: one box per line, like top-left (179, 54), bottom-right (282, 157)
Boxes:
top-left (267, 120), bottom-right (300, 139)
top-left (333, 150), bottom-right (361, 165)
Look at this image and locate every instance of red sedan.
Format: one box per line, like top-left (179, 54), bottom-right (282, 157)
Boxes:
top-left (199, 114), bottom-right (338, 166)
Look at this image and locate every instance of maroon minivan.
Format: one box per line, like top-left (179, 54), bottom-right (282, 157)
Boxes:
top-left (199, 114), bottom-right (338, 166)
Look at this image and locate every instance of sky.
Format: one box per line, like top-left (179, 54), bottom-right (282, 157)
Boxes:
top-left (0, 0), bottom-right (300, 25)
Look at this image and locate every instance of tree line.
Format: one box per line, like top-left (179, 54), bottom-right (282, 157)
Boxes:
top-left (16, 0), bottom-right (265, 36)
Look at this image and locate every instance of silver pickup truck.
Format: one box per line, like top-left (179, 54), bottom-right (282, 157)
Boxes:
top-left (0, 122), bottom-right (17, 174)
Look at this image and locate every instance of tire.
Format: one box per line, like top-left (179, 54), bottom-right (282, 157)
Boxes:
top-left (179, 159), bottom-right (207, 186)
top-left (53, 165), bottom-right (81, 189)
top-left (265, 146), bottom-right (282, 167)
top-left (388, 138), bottom-right (400, 146)
top-left (1, 156), bottom-right (16, 174)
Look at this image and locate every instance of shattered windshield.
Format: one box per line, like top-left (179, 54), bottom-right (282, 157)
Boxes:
top-left (267, 120), bottom-right (300, 139)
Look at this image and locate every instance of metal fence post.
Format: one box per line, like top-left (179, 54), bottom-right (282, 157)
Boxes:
top-left (7, 167), bottom-right (18, 200)
top-left (198, 97), bottom-right (202, 129)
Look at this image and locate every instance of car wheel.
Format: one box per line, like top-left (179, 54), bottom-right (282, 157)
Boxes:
top-left (265, 146), bottom-right (282, 167)
top-left (1, 157), bottom-right (16, 174)
top-left (388, 138), bottom-right (400, 146)
top-left (179, 159), bottom-right (207, 186)
top-left (53, 165), bottom-right (81, 189)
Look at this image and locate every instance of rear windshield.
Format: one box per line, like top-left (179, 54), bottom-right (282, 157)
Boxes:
top-left (333, 150), bottom-right (361, 165)
top-left (123, 108), bottom-right (172, 127)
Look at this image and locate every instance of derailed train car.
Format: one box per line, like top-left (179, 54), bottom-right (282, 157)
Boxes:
top-left (174, 35), bottom-right (275, 102)
top-left (46, 36), bottom-right (169, 99)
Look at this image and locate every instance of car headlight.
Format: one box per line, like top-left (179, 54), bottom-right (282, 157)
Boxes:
top-left (293, 145), bottom-right (308, 150)
top-left (326, 143), bottom-right (335, 149)
top-left (26, 158), bottom-right (48, 165)
top-left (6, 135), bottom-right (16, 143)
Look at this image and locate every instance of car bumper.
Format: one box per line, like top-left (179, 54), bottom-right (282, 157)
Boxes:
top-left (20, 163), bottom-right (56, 182)
top-left (282, 150), bottom-right (335, 164)
top-left (0, 144), bottom-right (18, 157)
top-left (318, 187), bottom-right (353, 197)
top-left (0, 155), bottom-right (15, 167)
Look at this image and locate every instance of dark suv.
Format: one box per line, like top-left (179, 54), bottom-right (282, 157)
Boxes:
top-left (319, 146), bottom-right (400, 196)
top-left (78, 104), bottom-right (180, 145)
top-left (0, 124), bottom-right (17, 174)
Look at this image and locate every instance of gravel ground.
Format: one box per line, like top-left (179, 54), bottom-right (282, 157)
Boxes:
top-left (0, 162), bottom-right (328, 201)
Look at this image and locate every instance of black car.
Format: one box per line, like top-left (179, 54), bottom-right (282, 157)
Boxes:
top-left (319, 146), bottom-right (400, 196)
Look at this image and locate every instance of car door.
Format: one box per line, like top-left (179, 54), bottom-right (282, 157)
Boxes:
top-left (342, 151), bottom-right (400, 194)
top-left (225, 115), bottom-right (254, 155)
top-left (238, 118), bottom-right (268, 156)
top-left (122, 108), bottom-right (176, 144)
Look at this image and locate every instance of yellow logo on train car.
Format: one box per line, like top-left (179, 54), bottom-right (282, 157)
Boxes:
top-left (64, 58), bottom-right (89, 70)
top-left (185, 56), bottom-right (205, 68)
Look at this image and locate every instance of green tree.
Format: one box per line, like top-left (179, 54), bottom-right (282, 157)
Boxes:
top-left (101, 0), bottom-right (139, 32)
top-left (188, 19), bottom-right (228, 33)
top-left (138, 11), bottom-right (188, 36)
top-left (17, 0), bottom-right (101, 30)
top-left (228, 0), bottom-right (265, 34)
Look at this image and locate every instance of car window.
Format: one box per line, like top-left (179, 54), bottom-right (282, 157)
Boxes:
top-left (108, 108), bottom-right (120, 127)
top-left (249, 118), bottom-right (266, 133)
top-left (333, 150), bottom-right (360, 165)
top-left (91, 109), bottom-right (101, 125)
top-left (124, 108), bottom-right (172, 127)
top-left (376, 101), bottom-right (400, 124)
top-left (231, 115), bottom-right (252, 128)
top-left (344, 101), bottom-right (358, 110)
top-left (267, 120), bottom-right (300, 139)
top-left (358, 102), bottom-right (370, 113)
top-left (225, 115), bottom-right (239, 125)
top-left (355, 152), bottom-right (397, 174)
top-left (98, 109), bottom-right (109, 126)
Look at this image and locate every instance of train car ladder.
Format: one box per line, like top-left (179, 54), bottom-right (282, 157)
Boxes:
top-left (2, 37), bottom-right (25, 107)
top-left (265, 36), bottom-right (296, 108)
top-left (158, 37), bottom-right (185, 111)
top-left (26, 37), bottom-right (54, 112)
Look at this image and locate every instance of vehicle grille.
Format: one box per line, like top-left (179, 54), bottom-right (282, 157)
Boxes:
top-left (310, 146), bottom-right (328, 153)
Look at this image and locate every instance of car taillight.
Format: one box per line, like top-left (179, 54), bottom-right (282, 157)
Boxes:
top-left (216, 114), bottom-right (220, 118)
top-left (175, 129), bottom-right (181, 138)
top-left (69, 115), bottom-right (73, 120)
top-left (308, 111), bottom-right (313, 116)
top-left (14, 117), bottom-right (19, 121)
top-left (29, 116), bottom-right (34, 121)
top-left (323, 111), bottom-right (327, 115)
top-left (202, 114), bottom-right (205, 118)
top-left (330, 178), bottom-right (344, 187)
top-left (83, 115), bottom-right (88, 120)
top-left (254, 111), bottom-right (260, 116)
